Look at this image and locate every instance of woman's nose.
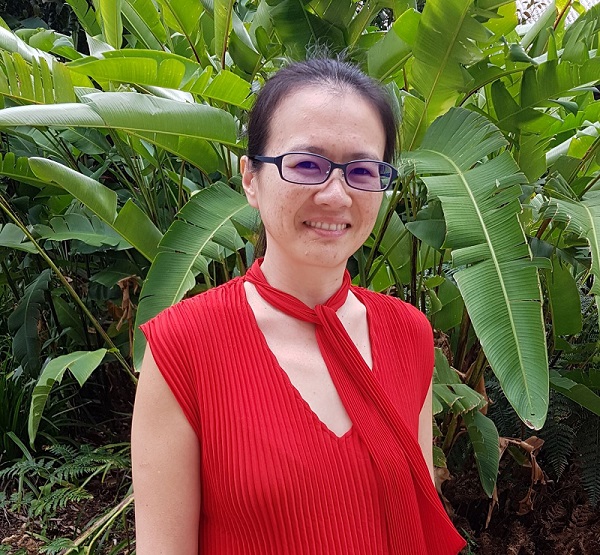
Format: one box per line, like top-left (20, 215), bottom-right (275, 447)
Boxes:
top-left (314, 168), bottom-right (352, 207)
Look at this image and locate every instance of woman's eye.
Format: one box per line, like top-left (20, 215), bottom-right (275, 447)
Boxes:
top-left (350, 165), bottom-right (376, 177)
top-left (296, 160), bottom-right (319, 170)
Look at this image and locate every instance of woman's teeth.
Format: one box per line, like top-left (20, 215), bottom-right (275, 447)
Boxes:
top-left (305, 221), bottom-right (348, 231)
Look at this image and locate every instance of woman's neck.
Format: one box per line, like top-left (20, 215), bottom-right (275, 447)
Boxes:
top-left (258, 253), bottom-right (348, 309)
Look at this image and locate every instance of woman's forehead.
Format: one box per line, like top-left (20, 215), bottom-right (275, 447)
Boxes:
top-left (265, 86), bottom-right (386, 155)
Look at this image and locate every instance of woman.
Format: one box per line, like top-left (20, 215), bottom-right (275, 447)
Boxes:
top-left (131, 58), bottom-right (466, 554)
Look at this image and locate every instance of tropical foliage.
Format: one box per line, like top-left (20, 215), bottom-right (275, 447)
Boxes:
top-left (1, 0), bottom-right (599, 551)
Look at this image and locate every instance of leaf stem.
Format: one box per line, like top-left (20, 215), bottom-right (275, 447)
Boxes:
top-left (0, 195), bottom-right (137, 383)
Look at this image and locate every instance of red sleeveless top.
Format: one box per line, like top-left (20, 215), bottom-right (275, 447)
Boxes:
top-left (140, 275), bottom-right (465, 554)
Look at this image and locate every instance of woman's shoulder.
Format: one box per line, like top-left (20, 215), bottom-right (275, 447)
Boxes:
top-left (141, 276), bottom-right (246, 332)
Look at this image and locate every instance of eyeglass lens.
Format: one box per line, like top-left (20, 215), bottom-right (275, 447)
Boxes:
top-left (281, 153), bottom-right (390, 191)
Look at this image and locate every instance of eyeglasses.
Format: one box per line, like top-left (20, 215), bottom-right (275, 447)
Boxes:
top-left (249, 152), bottom-right (397, 192)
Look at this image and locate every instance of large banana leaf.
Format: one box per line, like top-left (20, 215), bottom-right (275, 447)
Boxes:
top-left (133, 182), bottom-right (257, 368)
top-left (544, 258), bottom-right (582, 346)
top-left (433, 349), bottom-right (487, 416)
top-left (0, 223), bottom-right (37, 253)
top-left (464, 409), bottom-right (499, 497)
top-left (257, 0), bottom-right (345, 59)
top-left (35, 213), bottom-right (130, 249)
top-left (0, 92), bottom-right (237, 172)
top-left (0, 26), bottom-right (54, 64)
top-left (214, 0), bottom-right (235, 66)
top-left (0, 152), bottom-right (46, 187)
top-left (121, 0), bottom-right (166, 50)
top-left (492, 58), bottom-right (600, 133)
top-left (65, 0), bottom-right (101, 36)
top-left (0, 52), bottom-right (87, 104)
top-left (155, 0), bottom-right (203, 46)
top-left (29, 349), bottom-right (107, 444)
top-left (405, 107), bottom-right (548, 429)
top-left (403, 0), bottom-right (490, 150)
top-left (367, 9), bottom-right (419, 81)
top-left (28, 158), bottom-right (162, 262)
top-left (544, 192), bottom-right (600, 295)
top-left (97, 0), bottom-right (123, 49)
top-left (68, 50), bottom-right (206, 90)
top-left (7, 269), bottom-right (52, 376)
top-left (550, 370), bottom-right (600, 417)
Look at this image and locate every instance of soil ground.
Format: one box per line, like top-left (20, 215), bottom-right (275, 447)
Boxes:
top-left (1, 436), bottom-right (598, 554)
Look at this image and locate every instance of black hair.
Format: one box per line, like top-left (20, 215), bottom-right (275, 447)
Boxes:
top-left (247, 57), bottom-right (398, 164)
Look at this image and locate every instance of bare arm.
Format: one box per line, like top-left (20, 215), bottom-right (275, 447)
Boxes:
top-left (131, 346), bottom-right (201, 555)
top-left (418, 381), bottom-right (434, 482)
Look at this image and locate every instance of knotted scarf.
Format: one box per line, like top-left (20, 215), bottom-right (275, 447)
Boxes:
top-left (245, 259), bottom-right (465, 554)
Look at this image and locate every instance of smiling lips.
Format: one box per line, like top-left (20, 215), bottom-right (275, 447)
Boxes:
top-left (305, 221), bottom-right (349, 231)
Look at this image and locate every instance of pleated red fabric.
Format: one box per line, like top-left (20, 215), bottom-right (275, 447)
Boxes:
top-left (140, 262), bottom-right (466, 554)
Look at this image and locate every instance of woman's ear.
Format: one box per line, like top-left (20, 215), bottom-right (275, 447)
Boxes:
top-left (241, 156), bottom-right (259, 209)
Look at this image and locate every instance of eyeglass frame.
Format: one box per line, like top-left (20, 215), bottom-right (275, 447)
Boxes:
top-left (248, 152), bottom-right (398, 192)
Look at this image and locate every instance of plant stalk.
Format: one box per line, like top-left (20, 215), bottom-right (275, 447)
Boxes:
top-left (0, 195), bottom-right (137, 383)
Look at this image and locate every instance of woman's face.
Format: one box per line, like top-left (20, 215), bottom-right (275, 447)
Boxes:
top-left (241, 86), bottom-right (387, 272)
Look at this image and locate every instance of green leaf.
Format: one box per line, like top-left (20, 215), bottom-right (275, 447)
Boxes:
top-left (433, 444), bottom-right (447, 468)
top-left (464, 409), bottom-right (499, 497)
top-left (122, 0), bottom-right (167, 49)
top-left (403, 0), bottom-right (491, 150)
top-left (35, 213), bottom-right (129, 249)
top-left (81, 92), bottom-right (238, 146)
top-left (0, 152), bottom-right (46, 187)
top-left (0, 92), bottom-right (237, 171)
top-left (7, 269), bottom-right (52, 375)
top-left (544, 259), bottom-right (582, 340)
top-left (0, 53), bottom-right (80, 104)
top-left (405, 200), bottom-right (446, 249)
top-left (434, 278), bottom-right (464, 332)
top-left (264, 0), bottom-right (344, 59)
top-left (308, 0), bottom-right (356, 27)
top-left (133, 182), bottom-right (256, 368)
top-left (98, 0), bottom-right (123, 49)
top-left (228, 11), bottom-right (261, 75)
top-left (544, 192), bottom-right (600, 296)
top-left (494, 58), bottom-right (600, 133)
top-left (0, 223), bottom-right (36, 253)
top-left (90, 260), bottom-right (141, 288)
top-left (433, 349), bottom-right (487, 414)
top-left (406, 107), bottom-right (549, 429)
top-left (550, 370), bottom-right (600, 417)
top-left (201, 69), bottom-right (252, 108)
top-left (51, 294), bottom-right (87, 345)
top-left (113, 199), bottom-right (162, 260)
top-left (65, 0), bottom-right (101, 36)
top-left (371, 197), bottom-right (411, 284)
top-left (68, 50), bottom-right (204, 90)
top-left (30, 158), bottom-right (117, 223)
top-left (28, 158), bottom-right (162, 261)
top-left (367, 9), bottom-right (419, 81)
top-left (155, 0), bottom-right (203, 42)
top-left (0, 26), bottom-right (54, 64)
top-left (28, 349), bottom-right (107, 444)
top-left (519, 0), bottom-right (556, 52)
top-left (214, 0), bottom-right (235, 65)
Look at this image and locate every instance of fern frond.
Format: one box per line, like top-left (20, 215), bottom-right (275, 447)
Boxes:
top-left (486, 377), bottom-right (522, 438)
top-left (31, 484), bottom-right (93, 516)
top-left (39, 537), bottom-right (76, 555)
top-left (47, 443), bottom-right (78, 461)
top-left (575, 415), bottom-right (600, 506)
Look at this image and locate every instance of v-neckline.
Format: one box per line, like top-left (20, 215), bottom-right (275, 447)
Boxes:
top-left (242, 281), bottom-right (377, 441)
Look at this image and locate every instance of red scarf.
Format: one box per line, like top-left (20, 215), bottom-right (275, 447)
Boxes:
top-left (244, 260), bottom-right (465, 554)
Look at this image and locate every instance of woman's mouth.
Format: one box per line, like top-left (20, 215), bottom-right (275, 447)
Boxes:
top-left (304, 221), bottom-right (349, 231)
